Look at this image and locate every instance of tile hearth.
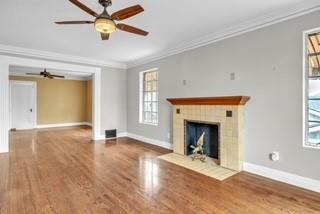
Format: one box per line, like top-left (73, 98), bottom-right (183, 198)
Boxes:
top-left (158, 153), bottom-right (237, 181)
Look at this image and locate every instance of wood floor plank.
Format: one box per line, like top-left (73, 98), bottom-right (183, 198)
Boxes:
top-left (0, 127), bottom-right (319, 213)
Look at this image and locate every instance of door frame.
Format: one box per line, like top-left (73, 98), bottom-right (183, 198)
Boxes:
top-left (0, 56), bottom-right (102, 153)
top-left (9, 80), bottom-right (37, 130)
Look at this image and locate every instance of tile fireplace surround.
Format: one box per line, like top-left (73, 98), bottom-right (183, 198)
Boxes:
top-left (167, 96), bottom-right (250, 171)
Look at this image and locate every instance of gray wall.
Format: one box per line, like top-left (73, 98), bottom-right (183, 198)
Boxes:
top-left (127, 11), bottom-right (320, 180)
top-left (101, 67), bottom-right (127, 134)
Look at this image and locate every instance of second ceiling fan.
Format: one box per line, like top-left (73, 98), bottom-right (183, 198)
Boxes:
top-left (55, 0), bottom-right (148, 40)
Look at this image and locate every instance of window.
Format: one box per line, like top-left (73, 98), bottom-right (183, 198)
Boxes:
top-left (139, 69), bottom-right (159, 125)
top-left (304, 28), bottom-right (320, 149)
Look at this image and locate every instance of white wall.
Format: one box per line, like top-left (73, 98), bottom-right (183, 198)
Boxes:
top-left (127, 11), bottom-right (320, 181)
top-left (100, 67), bottom-right (127, 135)
top-left (0, 62), bottom-right (9, 153)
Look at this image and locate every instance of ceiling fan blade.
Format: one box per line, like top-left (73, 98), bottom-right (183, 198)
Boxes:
top-left (101, 33), bottom-right (109, 40)
top-left (26, 73), bottom-right (42, 76)
top-left (50, 75), bottom-right (65, 78)
top-left (55, 21), bottom-right (94, 24)
top-left (69, 0), bottom-right (99, 17)
top-left (116, 23), bottom-right (148, 36)
top-left (111, 5), bottom-right (144, 21)
top-left (48, 75), bottom-right (54, 79)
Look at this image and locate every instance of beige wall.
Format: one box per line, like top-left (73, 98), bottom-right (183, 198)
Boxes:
top-left (86, 80), bottom-right (92, 123)
top-left (9, 76), bottom-right (92, 125)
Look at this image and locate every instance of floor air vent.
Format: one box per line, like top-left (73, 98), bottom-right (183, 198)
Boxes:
top-left (105, 129), bottom-right (117, 139)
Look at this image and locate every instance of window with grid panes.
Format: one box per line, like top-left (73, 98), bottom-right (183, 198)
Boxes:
top-left (304, 28), bottom-right (320, 149)
top-left (141, 70), bottom-right (158, 125)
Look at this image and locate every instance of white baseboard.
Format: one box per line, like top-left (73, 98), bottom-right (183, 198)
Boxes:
top-left (244, 162), bottom-right (320, 193)
top-left (127, 132), bottom-right (173, 150)
top-left (37, 122), bottom-right (92, 129)
top-left (117, 132), bottom-right (128, 138)
top-left (95, 132), bottom-right (173, 150)
top-left (84, 122), bottom-right (92, 127)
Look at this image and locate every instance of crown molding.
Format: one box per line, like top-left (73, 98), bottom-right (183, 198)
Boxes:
top-left (0, 44), bottom-right (127, 69)
top-left (127, 1), bottom-right (320, 68)
top-left (9, 71), bottom-right (91, 81)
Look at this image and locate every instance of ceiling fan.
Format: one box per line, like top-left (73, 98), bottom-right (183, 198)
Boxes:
top-left (55, 0), bottom-right (148, 40)
top-left (26, 69), bottom-right (65, 79)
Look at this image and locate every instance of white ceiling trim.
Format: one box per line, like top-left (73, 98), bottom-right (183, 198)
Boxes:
top-left (127, 1), bottom-right (320, 68)
top-left (9, 65), bottom-right (92, 77)
top-left (9, 71), bottom-right (92, 81)
top-left (0, 44), bottom-right (127, 69)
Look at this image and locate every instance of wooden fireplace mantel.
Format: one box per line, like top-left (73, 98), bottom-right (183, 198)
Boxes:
top-left (167, 96), bottom-right (250, 106)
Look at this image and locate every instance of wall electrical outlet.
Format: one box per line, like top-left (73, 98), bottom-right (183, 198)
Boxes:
top-left (269, 152), bottom-right (280, 161)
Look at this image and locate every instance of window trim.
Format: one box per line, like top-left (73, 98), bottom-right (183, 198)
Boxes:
top-left (139, 68), bottom-right (159, 126)
top-left (303, 27), bottom-right (320, 150)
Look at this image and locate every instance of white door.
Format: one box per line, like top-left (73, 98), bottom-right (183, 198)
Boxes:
top-left (10, 81), bottom-right (37, 130)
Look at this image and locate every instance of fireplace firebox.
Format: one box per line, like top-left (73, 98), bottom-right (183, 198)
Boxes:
top-left (185, 120), bottom-right (219, 160)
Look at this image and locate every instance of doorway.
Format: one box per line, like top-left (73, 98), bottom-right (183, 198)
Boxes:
top-left (0, 55), bottom-right (102, 153)
top-left (10, 81), bottom-right (37, 130)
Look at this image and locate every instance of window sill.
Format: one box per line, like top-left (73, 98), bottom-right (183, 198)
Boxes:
top-left (303, 144), bottom-right (320, 150)
top-left (140, 122), bottom-right (158, 127)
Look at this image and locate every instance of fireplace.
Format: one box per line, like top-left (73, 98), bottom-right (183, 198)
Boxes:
top-left (167, 96), bottom-right (250, 171)
top-left (185, 120), bottom-right (219, 160)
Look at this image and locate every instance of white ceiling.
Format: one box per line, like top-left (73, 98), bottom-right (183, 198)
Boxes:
top-left (0, 0), bottom-right (319, 67)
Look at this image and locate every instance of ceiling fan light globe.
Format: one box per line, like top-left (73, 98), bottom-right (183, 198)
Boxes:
top-left (95, 18), bottom-right (116, 34)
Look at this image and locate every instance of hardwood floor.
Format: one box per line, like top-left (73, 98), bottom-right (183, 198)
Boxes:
top-left (1, 127), bottom-right (320, 213)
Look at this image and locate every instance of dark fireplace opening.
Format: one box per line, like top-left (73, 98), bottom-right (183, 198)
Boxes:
top-left (185, 121), bottom-right (219, 159)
